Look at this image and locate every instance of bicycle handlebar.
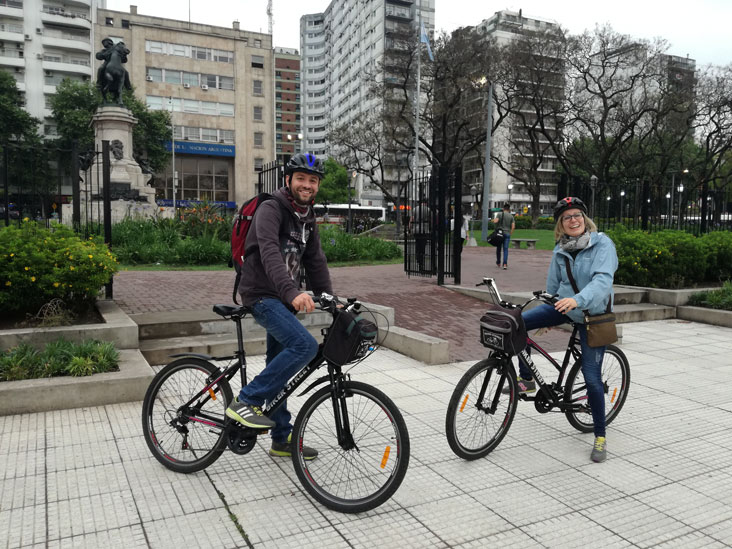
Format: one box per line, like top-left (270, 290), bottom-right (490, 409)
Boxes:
top-left (477, 278), bottom-right (558, 309)
top-left (314, 293), bottom-right (361, 313)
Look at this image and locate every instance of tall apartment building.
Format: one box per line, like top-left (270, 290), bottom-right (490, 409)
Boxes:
top-left (273, 46), bottom-right (301, 165)
top-left (95, 7), bottom-right (274, 205)
top-left (0, 0), bottom-right (100, 139)
top-left (463, 10), bottom-right (564, 216)
top-left (301, 0), bottom-right (435, 206)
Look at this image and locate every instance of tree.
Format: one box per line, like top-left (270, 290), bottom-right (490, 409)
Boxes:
top-left (50, 79), bottom-right (171, 172)
top-left (317, 158), bottom-right (350, 206)
top-left (0, 71), bottom-right (41, 146)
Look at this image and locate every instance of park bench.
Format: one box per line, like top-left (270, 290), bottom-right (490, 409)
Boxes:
top-left (510, 238), bottom-right (538, 249)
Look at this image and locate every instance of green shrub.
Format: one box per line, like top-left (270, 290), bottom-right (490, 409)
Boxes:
top-left (688, 280), bottom-right (732, 311)
top-left (514, 215), bottom-right (555, 230)
top-left (607, 228), bottom-right (730, 288)
top-left (0, 338), bottom-right (119, 381)
top-left (0, 221), bottom-right (118, 315)
top-left (319, 225), bottom-right (401, 263)
top-left (177, 203), bottom-right (231, 241)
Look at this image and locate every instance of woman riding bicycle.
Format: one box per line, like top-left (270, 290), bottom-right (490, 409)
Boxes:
top-left (513, 197), bottom-right (618, 462)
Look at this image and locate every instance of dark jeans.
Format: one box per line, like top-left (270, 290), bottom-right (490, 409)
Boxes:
top-left (496, 234), bottom-right (511, 265)
top-left (518, 304), bottom-right (607, 437)
top-left (238, 297), bottom-right (319, 443)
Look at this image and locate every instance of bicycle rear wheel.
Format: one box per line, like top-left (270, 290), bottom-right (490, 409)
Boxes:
top-left (445, 357), bottom-right (518, 460)
top-left (142, 358), bottom-right (233, 473)
top-left (291, 381), bottom-right (410, 513)
top-left (564, 344), bottom-right (630, 433)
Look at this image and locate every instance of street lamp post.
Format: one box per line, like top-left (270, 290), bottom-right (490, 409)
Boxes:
top-left (507, 183), bottom-right (513, 209)
top-left (590, 175), bottom-right (598, 219)
top-left (168, 97), bottom-right (178, 216)
top-left (677, 183), bottom-right (684, 230)
top-left (620, 190), bottom-right (625, 223)
top-left (665, 192), bottom-right (671, 228)
top-left (348, 170), bottom-right (356, 233)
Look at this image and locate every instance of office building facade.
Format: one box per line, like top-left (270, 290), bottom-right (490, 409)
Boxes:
top-left (273, 46), bottom-right (301, 165)
top-left (95, 6), bottom-right (274, 205)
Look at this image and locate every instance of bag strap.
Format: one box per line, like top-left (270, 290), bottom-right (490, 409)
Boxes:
top-left (563, 256), bottom-right (611, 314)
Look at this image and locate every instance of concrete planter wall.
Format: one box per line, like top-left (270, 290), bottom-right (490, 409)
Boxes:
top-left (676, 306), bottom-right (732, 328)
top-left (0, 300), bottom-right (138, 351)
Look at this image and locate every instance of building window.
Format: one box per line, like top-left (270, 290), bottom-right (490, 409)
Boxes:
top-left (220, 130), bottom-right (235, 143)
top-left (121, 19), bottom-right (130, 29)
top-left (201, 101), bottom-right (217, 115)
top-left (146, 41), bottom-right (164, 54)
top-left (253, 106), bottom-right (263, 121)
top-left (253, 80), bottom-right (263, 95)
top-left (251, 55), bottom-right (264, 69)
top-left (254, 157), bottom-right (264, 171)
top-left (182, 72), bottom-right (199, 86)
top-left (165, 70), bottom-right (182, 84)
top-left (254, 132), bottom-right (263, 147)
top-left (203, 74), bottom-right (217, 88)
top-left (146, 68), bottom-right (162, 82)
top-left (219, 76), bottom-right (234, 90)
top-left (105, 17), bottom-right (114, 26)
top-left (201, 128), bottom-right (217, 141)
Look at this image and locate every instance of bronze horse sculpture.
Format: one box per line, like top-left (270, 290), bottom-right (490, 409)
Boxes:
top-left (96, 40), bottom-right (131, 105)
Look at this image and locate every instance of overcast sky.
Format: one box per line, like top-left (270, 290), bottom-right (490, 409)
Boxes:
top-left (105, 0), bottom-right (731, 66)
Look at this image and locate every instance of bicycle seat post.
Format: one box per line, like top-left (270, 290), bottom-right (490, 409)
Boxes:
top-left (233, 314), bottom-right (247, 386)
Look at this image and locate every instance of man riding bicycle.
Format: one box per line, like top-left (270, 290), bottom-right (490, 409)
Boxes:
top-left (225, 152), bottom-right (333, 460)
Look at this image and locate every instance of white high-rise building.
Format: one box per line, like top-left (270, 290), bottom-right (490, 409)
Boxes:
top-left (0, 0), bottom-right (102, 139)
top-left (301, 0), bottom-right (435, 166)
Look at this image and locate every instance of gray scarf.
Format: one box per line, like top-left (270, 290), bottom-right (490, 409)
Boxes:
top-left (560, 231), bottom-right (591, 252)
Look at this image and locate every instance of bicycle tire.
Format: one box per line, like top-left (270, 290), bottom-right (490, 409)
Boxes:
top-left (445, 357), bottom-right (518, 460)
top-left (142, 358), bottom-right (233, 473)
top-left (563, 344), bottom-right (630, 433)
top-left (291, 381), bottom-right (410, 513)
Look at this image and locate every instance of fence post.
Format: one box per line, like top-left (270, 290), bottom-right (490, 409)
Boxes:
top-left (71, 140), bottom-right (81, 230)
top-left (102, 141), bottom-right (113, 299)
top-left (700, 181), bottom-right (709, 233)
top-left (2, 147), bottom-right (9, 227)
top-left (436, 166), bottom-right (447, 286)
top-left (453, 166), bottom-right (462, 286)
top-left (641, 180), bottom-right (650, 231)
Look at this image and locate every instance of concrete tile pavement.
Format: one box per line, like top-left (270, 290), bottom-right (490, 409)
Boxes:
top-left (2, 319), bottom-right (732, 548)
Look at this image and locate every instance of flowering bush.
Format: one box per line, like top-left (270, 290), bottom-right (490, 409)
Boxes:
top-left (178, 203), bottom-right (230, 241)
top-left (0, 221), bottom-right (118, 315)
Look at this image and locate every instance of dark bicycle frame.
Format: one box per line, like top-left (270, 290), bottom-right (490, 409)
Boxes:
top-left (170, 306), bottom-right (356, 447)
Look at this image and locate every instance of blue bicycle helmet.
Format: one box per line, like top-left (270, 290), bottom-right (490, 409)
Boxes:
top-left (285, 153), bottom-right (325, 179)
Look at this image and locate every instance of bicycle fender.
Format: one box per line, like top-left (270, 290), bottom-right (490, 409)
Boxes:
top-left (298, 375), bottom-right (330, 397)
top-left (169, 352), bottom-right (214, 361)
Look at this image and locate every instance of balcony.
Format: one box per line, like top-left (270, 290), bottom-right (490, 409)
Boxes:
top-left (41, 28), bottom-right (91, 53)
top-left (41, 8), bottom-right (91, 30)
top-left (0, 21), bottom-right (23, 42)
top-left (42, 55), bottom-right (92, 76)
top-left (0, 0), bottom-right (23, 18)
top-left (0, 47), bottom-right (24, 68)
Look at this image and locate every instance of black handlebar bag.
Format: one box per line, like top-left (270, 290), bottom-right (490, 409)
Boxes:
top-left (479, 304), bottom-right (526, 355)
top-left (322, 309), bottom-right (378, 365)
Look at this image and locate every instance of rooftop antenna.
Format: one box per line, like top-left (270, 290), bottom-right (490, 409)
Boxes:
top-left (267, 0), bottom-right (273, 35)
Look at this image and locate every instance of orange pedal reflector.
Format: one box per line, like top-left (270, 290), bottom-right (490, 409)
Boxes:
top-left (610, 387), bottom-right (617, 403)
top-left (208, 388), bottom-right (217, 401)
top-left (459, 394), bottom-right (469, 412)
top-left (380, 446), bottom-right (391, 469)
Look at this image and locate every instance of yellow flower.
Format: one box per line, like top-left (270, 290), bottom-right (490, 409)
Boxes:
top-left (24, 266), bottom-right (30, 271)
top-left (53, 282), bottom-right (60, 287)
top-left (5, 281), bottom-right (10, 286)
top-left (70, 266), bottom-right (75, 271)
top-left (31, 276), bottom-right (36, 282)
top-left (88, 254), bottom-right (93, 259)
top-left (23, 217), bottom-right (29, 222)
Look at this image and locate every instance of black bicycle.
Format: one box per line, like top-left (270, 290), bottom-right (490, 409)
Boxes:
top-left (141, 294), bottom-right (410, 513)
top-left (446, 278), bottom-right (630, 460)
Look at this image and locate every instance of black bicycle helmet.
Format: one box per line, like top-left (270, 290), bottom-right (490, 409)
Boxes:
top-left (554, 196), bottom-right (588, 221)
top-left (285, 152), bottom-right (325, 179)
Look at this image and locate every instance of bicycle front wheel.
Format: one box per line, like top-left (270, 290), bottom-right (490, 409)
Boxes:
top-left (291, 381), bottom-right (410, 514)
top-left (564, 344), bottom-right (630, 433)
top-left (142, 358), bottom-right (233, 473)
top-left (445, 357), bottom-right (518, 460)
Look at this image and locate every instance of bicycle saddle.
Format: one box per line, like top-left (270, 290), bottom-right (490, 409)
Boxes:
top-left (212, 304), bottom-right (252, 318)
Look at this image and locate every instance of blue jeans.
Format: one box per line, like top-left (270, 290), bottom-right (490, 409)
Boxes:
top-left (238, 298), bottom-right (319, 443)
top-left (496, 234), bottom-right (511, 266)
top-left (518, 304), bottom-right (607, 437)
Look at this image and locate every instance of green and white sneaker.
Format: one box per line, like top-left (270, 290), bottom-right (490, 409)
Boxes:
top-left (591, 436), bottom-right (607, 462)
top-left (270, 433), bottom-right (318, 461)
top-left (225, 398), bottom-right (276, 429)
top-left (502, 377), bottom-right (536, 395)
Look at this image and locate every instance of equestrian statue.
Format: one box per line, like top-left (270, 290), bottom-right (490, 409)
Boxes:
top-left (96, 37), bottom-right (132, 105)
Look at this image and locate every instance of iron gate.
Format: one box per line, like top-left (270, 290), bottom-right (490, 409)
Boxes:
top-left (404, 166), bottom-right (463, 285)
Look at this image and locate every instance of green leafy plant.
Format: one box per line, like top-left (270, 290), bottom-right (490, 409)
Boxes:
top-left (687, 281), bottom-right (732, 311)
top-left (319, 225), bottom-right (401, 263)
top-left (0, 221), bottom-right (118, 315)
top-left (0, 339), bottom-right (120, 382)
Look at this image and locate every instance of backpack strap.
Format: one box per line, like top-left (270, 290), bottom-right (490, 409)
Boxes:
top-left (563, 256), bottom-right (611, 314)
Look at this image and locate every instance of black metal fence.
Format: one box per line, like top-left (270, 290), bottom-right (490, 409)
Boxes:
top-left (560, 178), bottom-right (732, 235)
top-left (256, 161), bottom-right (285, 195)
top-left (404, 166), bottom-right (463, 285)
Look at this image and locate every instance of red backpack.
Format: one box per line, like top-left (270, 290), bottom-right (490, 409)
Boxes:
top-left (230, 193), bottom-right (273, 303)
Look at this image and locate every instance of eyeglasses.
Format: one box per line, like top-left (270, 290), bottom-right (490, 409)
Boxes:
top-left (562, 213), bottom-right (584, 222)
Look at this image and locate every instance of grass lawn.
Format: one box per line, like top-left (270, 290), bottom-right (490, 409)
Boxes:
top-left (471, 229), bottom-right (556, 250)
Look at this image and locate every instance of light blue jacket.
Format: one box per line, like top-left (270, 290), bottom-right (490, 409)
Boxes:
top-left (546, 231), bottom-right (618, 324)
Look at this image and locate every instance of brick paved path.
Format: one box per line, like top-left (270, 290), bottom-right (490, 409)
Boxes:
top-left (114, 247), bottom-right (567, 362)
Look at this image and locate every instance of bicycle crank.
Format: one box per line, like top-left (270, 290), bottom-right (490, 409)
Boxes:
top-left (226, 422), bottom-right (258, 455)
top-left (533, 391), bottom-right (555, 413)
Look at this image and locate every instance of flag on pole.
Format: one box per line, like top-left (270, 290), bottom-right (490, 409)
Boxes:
top-left (420, 22), bottom-right (434, 62)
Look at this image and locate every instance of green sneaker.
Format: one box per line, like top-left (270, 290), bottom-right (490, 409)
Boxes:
top-left (501, 377), bottom-right (536, 395)
top-left (225, 398), bottom-right (275, 429)
top-left (270, 433), bottom-right (318, 460)
top-left (591, 436), bottom-right (607, 463)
